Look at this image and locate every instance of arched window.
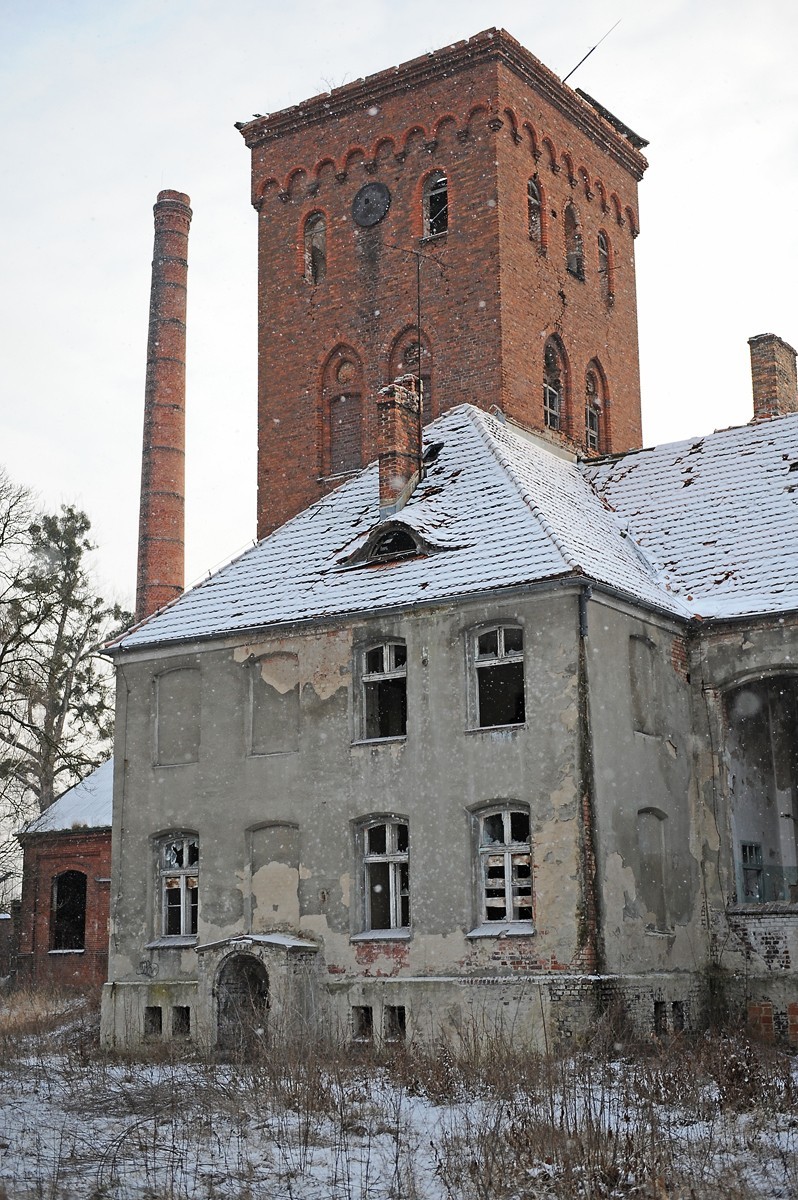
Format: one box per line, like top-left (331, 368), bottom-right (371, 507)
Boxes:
top-left (303, 213), bottom-right (326, 284)
top-left (527, 178), bottom-right (542, 245)
top-left (50, 870), bottom-right (87, 950)
top-left (564, 203), bottom-right (584, 279)
top-left (597, 230), bottom-right (613, 303)
top-left (585, 366), bottom-right (606, 453)
top-left (423, 172), bottom-right (448, 237)
top-left (471, 625), bottom-right (525, 728)
top-left (323, 348), bottom-right (363, 476)
top-left (543, 339), bottom-right (566, 431)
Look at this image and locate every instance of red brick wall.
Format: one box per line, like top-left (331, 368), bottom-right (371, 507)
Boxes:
top-left (16, 830), bottom-right (111, 991)
top-left (241, 31), bottom-right (647, 537)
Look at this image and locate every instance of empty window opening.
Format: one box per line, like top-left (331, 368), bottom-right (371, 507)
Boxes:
top-left (564, 203), bottom-right (584, 279)
top-left (637, 808), bottom-right (669, 932)
top-left (144, 1006), bottom-right (163, 1040)
top-left (172, 1005), bottom-right (191, 1038)
top-left (671, 1001), bottom-right (685, 1032)
top-left (543, 340), bottom-right (564, 431)
top-left (304, 213), bottom-right (326, 284)
top-left (475, 625), bottom-right (525, 727)
top-left (653, 1000), bottom-right (667, 1036)
top-left (479, 807), bottom-right (532, 923)
top-left (423, 172), bottom-right (448, 237)
top-left (50, 870), bottom-right (87, 951)
top-left (362, 642), bottom-right (407, 739)
top-left (352, 1005), bottom-right (373, 1042)
top-left (368, 529), bottom-right (418, 562)
top-left (585, 371), bottom-right (601, 453)
top-left (160, 835), bottom-right (199, 938)
top-left (598, 230), bottom-right (612, 302)
top-left (363, 820), bottom-right (410, 930)
top-left (726, 677), bottom-right (798, 904)
top-left (384, 1005), bottom-right (407, 1043)
top-left (527, 178), bottom-right (542, 245)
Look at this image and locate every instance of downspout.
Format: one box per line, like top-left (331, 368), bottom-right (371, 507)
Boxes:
top-left (577, 584), bottom-right (603, 973)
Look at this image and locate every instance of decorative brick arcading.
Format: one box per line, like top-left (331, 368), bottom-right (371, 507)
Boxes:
top-left (136, 190), bottom-right (192, 622)
top-left (378, 376), bottom-right (421, 517)
top-left (749, 333), bottom-right (798, 421)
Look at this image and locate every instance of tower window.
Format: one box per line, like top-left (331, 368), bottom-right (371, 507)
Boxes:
top-left (543, 340), bottom-right (565, 431)
top-left (527, 178), bottom-right (542, 245)
top-left (585, 371), bottom-right (601, 452)
top-left (598, 231), bottom-right (613, 303)
top-left (423, 172), bottom-right (448, 237)
top-left (564, 203), bottom-right (584, 279)
top-left (304, 213), bottom-right (326, 284)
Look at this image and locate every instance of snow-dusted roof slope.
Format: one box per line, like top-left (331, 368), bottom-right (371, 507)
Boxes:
top-left (114, 406), bottom-right (798, 653)
top-left (21, 759), bottom-right (113, 835)
top-left (585, 413), bottom-right (798, 619)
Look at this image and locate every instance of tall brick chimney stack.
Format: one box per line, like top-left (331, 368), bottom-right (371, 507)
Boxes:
top-left (135, 190), bottom-right (192, 623)
top-left (748, 333), bottom-right (798, 422)
top-left (377, 375), bottom-right (422, 520)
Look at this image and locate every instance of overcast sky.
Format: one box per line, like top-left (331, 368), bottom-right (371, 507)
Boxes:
top-left (1, 0), bottom-right (796, 607)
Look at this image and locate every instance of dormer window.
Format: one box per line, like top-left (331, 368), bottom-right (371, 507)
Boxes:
top-left (368, 528), bottom-right (419, 562)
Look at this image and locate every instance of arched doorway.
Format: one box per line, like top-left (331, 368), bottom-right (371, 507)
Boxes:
top-left (216, 954), bottom-right (270, 1056)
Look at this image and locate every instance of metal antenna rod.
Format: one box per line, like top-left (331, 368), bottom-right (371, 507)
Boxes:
top-left (562, 19), bottom-right (621, 85)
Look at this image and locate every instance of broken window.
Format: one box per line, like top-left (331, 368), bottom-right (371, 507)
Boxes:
top-left (637, 808), bottom-right (669, 931)
top-left (362, 642), bottom-right (407, 740)
top-left (384, 1005), bottom-right (407, 1043)
top-left (543, 339), bottom-right (565, 432)
top-left (585, 369), bottom-right (602, 453)
top-left (478, 807), bottom-right (532, 924)
top-left (50, 870), bottom-right (87, 951)
top-left (564, 203), bottom-right (584, 279)
top-left (598, 230), bottom-right (612, 302)
top-left (726, 677), bottom-right (798, 904)
top-left (368, 528), bottom-right (418, 563)
top-left (159, 834), bottom-right (199, 938)
top-left (474, 625), bottom-right (525, 727)
top-left (352, 1005), bottom-right (373, 1042)
top-left (155, 667), bottom-right (201, 765)
top-left (527, 178), bottom-right (542, 245)
top-left (303, 212), bottom-right (326, 283)
top-left (423, 172), bottom-right (448, 237)
top-left (361, 819), bottom-right (410, 931)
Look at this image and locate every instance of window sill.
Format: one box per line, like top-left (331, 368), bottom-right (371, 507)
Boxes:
top-left (465, 723), bottom-right (526, 735)
top-left (727, 902), bottom-right (798, 916)
top-left (48, 949), bottom-right (85, 955)
top-left (350, 929), bottom-right (411, 942)
top-left (420, 231), bottom-right (447, 245)
top-left (466, 923), bottom-right (535, 939)
top-left (351, 736), bottom-right (407, 747)
top-left (145, 936), bottom-right (198, 950)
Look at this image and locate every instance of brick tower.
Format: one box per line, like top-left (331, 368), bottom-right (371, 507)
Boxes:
top-left (136, 190), bottom-right (192, 621)
top-left (238, 29), bottom-right (648, 537)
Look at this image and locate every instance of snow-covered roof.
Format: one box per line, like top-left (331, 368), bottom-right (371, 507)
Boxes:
top-left (114, 405), bottom-right (798, 653)
top-left (20, 759), bottom-right (113, 836)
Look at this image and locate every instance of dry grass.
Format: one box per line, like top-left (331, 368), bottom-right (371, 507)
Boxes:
top-left (0, 992), bottom-right (796, 1198)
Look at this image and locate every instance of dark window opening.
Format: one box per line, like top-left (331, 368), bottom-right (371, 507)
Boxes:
top-left (564, 203), bottom-right (584, 279)
top-left (369, 529), bottom-right (418, 562)
top-left (543, 341), bottom-right (564, 432)
top-left (304, 213), bottom-right (326, 284)
top-left (424, 173), bottom-right (448, 237)
top-left (741, 841), bottom-right (764, 902)
top-left (475, 626), bottom-right (525, 727)
top-left (50, 870), bottom-right (87, 951)
top-left (598, 231), bottom-right (612, 301)
top-left (585, 371), bottom-right (601, 452)
top-left (364, 820), bottom-right (410, 930)
top-left (352, 1005), bottom-right (373, 1042)
top-left (653, 1000), bottom-right (667, 1036)
top-left (528, 178), bottom-right (542, 244)
top-left (363, 642), bottom-right (407, 739)
top-left (384, 1005), bottom-right (407, 1043)
top-left (172, 1005), bottom-right (191, 1038)
top-left (671, 1001), bottom-right (685, 1032)
top-left (479, 808), bottom-right (532, 923)
top-left (144, 1006), bottom-right (163, 1039)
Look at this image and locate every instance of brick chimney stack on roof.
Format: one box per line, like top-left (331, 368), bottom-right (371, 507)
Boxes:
top-left (748, 333), bottom-right (798, 422)
top-left (377, 375), bottom-right (422, 520)
top-left (136, 190), bottom-right (192, 623)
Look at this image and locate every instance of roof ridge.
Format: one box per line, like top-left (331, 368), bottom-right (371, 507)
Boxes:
top-left (465, 407), bottom-right (582, 574)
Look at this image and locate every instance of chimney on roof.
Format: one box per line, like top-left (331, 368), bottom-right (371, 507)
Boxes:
top-left (135, 190), bottom-right (192, 623)
top-left (377, 375), bottom-right (422, 520)
top-left (748, 333), bottom-right (798, 422)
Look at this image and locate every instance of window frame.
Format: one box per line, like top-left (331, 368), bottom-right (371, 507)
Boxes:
top-left (157, 833), bottom-right (199, 941)
top-left (469, 624), bottom-right (526, 730)
top-left (357, 640), bottom-right (408, 743)
top-left (422, 171), bottom-right (448, 238)
top-left (564, 202), bottom-right (584, 280)
top-left (543, 339), bottom-right (567, 433)
top-left (303, 211), bottom-right (327, 284)
top-left (354, 816), bottom-right (411, 936)
top-left (470, 804), bottom-right (534, 933)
